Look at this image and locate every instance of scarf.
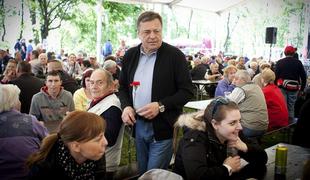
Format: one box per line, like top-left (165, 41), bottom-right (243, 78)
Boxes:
top-left (56, 138), bottom-right (95, 180)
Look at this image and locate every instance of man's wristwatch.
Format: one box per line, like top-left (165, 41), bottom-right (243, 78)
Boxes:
top-left (158, 101), bottom-right (165, 113)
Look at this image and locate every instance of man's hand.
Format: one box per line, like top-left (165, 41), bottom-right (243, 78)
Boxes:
top-left (136, 102), bottom-right (160, 120)
top-left (121, 106), bottom-right (136, 125)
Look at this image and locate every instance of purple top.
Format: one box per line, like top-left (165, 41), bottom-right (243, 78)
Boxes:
top-left (0, 109), bottom-right (48, 179)
top-left (215, 78), bottom-right (235, 97)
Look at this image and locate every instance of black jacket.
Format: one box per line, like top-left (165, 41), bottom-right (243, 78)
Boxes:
top-left (10, 73), bottom-right (45, 113)
top-left (293, 98), bottom-right (310, 148)
top-left (173, 113), bottom-right (268, 180)
top-left (190, 64), bottom-right (207, 80)
top-left (275, 56), bottom-right (307, 91)
top-left (118, 42), bottom-right (194, 140)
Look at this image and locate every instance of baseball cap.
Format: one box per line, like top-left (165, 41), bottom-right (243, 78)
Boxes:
top-left (284, 45), bottom-right (296, 55)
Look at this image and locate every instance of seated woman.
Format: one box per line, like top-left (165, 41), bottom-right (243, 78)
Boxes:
top-left (204, 63), bottom-right (223, 97)
top-left (173, 97), bottom-right (267, 180)
top-left (0, 59), bottom-right (17, 84)
top-left (27, 111), bottom-right (108, 179)
top-left (0, 84), bottom-right (48, 179)
top-left (73, 69), bottom-right (93, 111)
top-left (261, 69), bottom-right (288, 131)
top-left (215, 65), bottom-right (237, 97)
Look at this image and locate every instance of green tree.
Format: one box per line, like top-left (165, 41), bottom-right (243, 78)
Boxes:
top-left (0, 0), bottom-right (5, 41)
top-left (66, 1), bottom-right (143, 53)
top-left (29, 0), bottom-right (80, 41)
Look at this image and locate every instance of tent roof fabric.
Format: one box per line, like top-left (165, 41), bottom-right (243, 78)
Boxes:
top-left (107, 0), bottom-right (247, 14)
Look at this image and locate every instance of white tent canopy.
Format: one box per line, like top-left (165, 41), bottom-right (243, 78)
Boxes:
top-left (107, 0), bottom-right (247, 14)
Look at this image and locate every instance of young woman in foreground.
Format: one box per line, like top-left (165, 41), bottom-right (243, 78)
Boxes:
top-left (173, 97), bottom-right (267, 179)
top-left (27, 111), bottom-right (108, 180)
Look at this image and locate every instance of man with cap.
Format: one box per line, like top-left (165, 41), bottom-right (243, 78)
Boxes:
top-left (275, 45), bottom-right (307, 121)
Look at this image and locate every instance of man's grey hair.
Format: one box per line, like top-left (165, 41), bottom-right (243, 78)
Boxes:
top-left (137, 11), bottom-right (162, 30)
top-left (103, 60), bottom-right (117, 70)
top-left (0, 84), bottom-right (20, 113)
top-left (235, 70), bottom-right (251, 83)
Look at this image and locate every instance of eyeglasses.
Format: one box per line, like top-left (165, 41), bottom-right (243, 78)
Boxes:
top-left (211, 97), bottom-right (230, 119)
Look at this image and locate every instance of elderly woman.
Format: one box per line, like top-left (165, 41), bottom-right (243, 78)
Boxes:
top-left (261, 69), bottom-right (289, 131)
top-left (27, 111), bottom-right (108, 179)
top-left (204, 63), bottom-right (223, 97)
top-left (215, 65), bottom-right (237, 97)
top-left (173, 97), bottom-right (267, 179)
top-left (0, 84), bottom-right (48, 179)
top-left (73, 69), bottom-right (93, 111)
top-left (204, 63), bottom-right (222, 82)
top-left (252, 62), bottom-right (271, 89)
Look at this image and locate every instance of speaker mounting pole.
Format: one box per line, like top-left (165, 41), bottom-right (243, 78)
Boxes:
top-left (269, 43), bottom-right (272, 62)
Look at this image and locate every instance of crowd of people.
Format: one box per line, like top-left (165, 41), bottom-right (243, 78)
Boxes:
top-left (0, 10), bottom-right (310, 180)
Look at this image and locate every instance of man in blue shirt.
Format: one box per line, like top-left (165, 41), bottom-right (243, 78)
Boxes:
top-left (103, 40), bottom-right (113, 58)
top-left (119, 11), bottom-right (193, 175)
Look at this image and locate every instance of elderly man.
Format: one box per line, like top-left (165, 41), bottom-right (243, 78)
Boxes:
top-left (88, 69), bottom-right (124, 178)
top-left (227, 70), bottom-right (268, 138)
top-left (0, 84), bottom-right (48, 179)
top-left (29, 70), bottom-right (74, 131)
top-left (30, 53), bottom-right (48, 79)
top-left (64, 53), bottom-right (83, 78)
top-left (104, 60), bottom-right (120, 91)
top-left (119, 11), bottom-right (193, 174)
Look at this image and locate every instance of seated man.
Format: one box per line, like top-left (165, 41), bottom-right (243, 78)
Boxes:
top-left (64, 53), bottom-right (83, 79)
top-left (30, 53), bottom-right (48, 79)
top-left (29, 70), bottom-right (75, 131)
top-left (10, 61), bottom-right (45, 114)
top-left (103, 60), bottom-right (120, 91)
top-left (88, 69), bottom-right (124, 178)
top-left (227, 70), bottom-right (268, 138)
top-left (0, 84), bottom-right (48, 179)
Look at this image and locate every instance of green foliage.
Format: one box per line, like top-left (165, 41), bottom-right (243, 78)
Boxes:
top-left (62, 1), bottom-right (143, 53)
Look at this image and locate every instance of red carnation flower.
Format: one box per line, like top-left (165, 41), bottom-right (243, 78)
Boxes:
top-left (130, 81), bottom-right (140, 87)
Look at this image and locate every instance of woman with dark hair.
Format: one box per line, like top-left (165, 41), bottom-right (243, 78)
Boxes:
top-left (27, 111), bottom-right (108, 179)
top-left (73, 69), bottom-right (93, 111)
top-left (173, 97), bottom-right (267, 180)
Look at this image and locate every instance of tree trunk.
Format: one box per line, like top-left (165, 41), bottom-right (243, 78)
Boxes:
top-left (41, 24), bottom-right (49, 41)
top-left (19, 0), bottom-right (24, 39)
top-left (187, 8), bottom-right (193, 39)
top-left (0, 0), bottom-right (6, 41)
top-left (223, 13), bottom-right (231, 52)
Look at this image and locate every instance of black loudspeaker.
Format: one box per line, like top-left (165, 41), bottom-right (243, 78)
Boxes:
top-left (265, 27), bottom-right (277, 44)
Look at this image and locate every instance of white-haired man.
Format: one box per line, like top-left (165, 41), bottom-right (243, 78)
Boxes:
top-left (227, 70), bottom-right (268, 138)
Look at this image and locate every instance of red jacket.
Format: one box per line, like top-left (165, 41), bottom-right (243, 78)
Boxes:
top-left (263, 84), bottom-right (289, 130)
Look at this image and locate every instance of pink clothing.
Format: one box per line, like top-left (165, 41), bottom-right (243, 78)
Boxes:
top-left (262, 84), bottom-right (289, 130)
